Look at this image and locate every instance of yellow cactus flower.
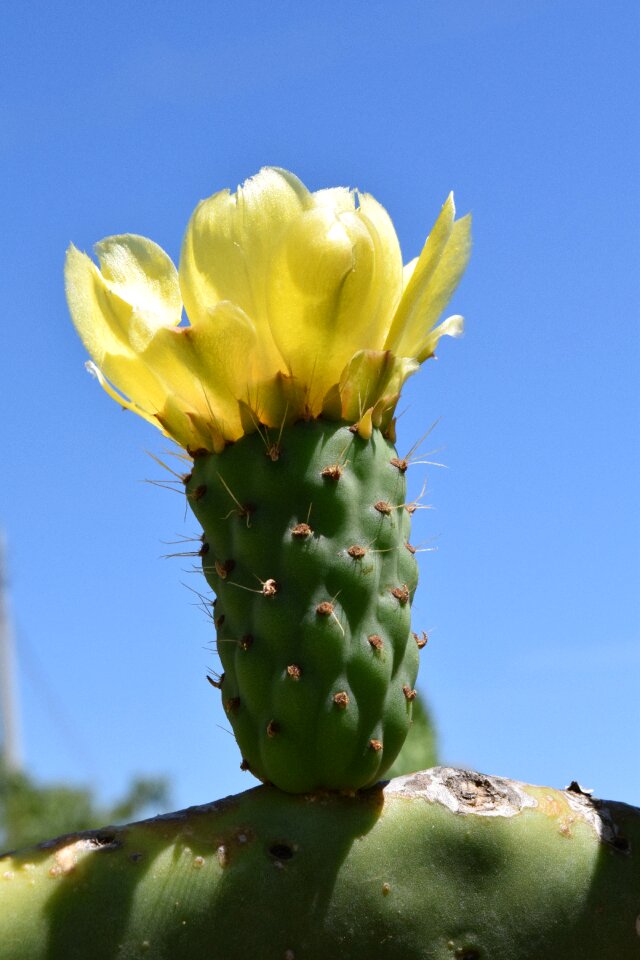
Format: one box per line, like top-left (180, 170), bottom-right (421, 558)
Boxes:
top-left (65, 167), bottom-right (470, 453)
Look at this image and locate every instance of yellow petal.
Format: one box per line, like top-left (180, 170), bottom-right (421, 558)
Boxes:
top-left (403, 257), bottom-right (418, 289)
top-left (94, 235), bottom-right (182, 342)
top-left (85, 361), bottom-right (165, 432)
top-left (385, 195), bottom-right (471, 362)
top-left (179, 168), bottom-right (310, 381)
top-left (142, 300), bottom-right (261, 442)
top-left (267, 203), bottom-right (398, 412)
top-left (356, 192), bottom-right (404, 338)
top-left (327, 349), bottom-right (418, 423)
top-left (65, 245), bottom-right (174, 413)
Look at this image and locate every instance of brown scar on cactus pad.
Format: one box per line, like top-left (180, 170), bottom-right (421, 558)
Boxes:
top-left (291, 523), bottom-right (312, 538)
top-left (391, 585), bottom-right (410, 605)
top-left (368, 634), bottom-right (384, 651)
top-left (374, 500), bottom-right (393, 515)
top-left (403, 685), bottom-right (417, 701)
top-left (333, 691), bottom-right (350, 709)
top-left (321, 463), bottom-right (343, 480)
top-left (316, 601), bottom-right (334, 616)
top-left (347, 545), bottom-right (367, 559)
top-left (390, 457), bottom-right (408, 473)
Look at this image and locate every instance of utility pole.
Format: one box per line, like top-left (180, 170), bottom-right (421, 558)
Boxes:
top-left (0, 533), bottom-right (22, 772)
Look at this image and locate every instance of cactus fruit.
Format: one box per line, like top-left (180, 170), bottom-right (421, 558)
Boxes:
top-left (1, 768), bottom-right (638, 960)
top-left (187, 418), bottom-right (420, 791)
top-left (65, 167), bottom-right (471, 791)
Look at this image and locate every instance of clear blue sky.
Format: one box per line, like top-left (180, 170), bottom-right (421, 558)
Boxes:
top-left (1, 0), bottom-right (638, 813)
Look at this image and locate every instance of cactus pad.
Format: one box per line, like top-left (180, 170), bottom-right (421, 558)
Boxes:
top-left (186, 419), bottom-right (421, 792)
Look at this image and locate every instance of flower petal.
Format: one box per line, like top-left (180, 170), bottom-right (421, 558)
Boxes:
top-left (94, 235), bottom-right (182, 341)
top-left (356, 192), bottom-right (404, 339)
top-left (385, 194), bottom-right (471, 361)
top-left (325, 349), bottom-right (418, 423)
top-left (65, 244), bottom-right (174, 413)
top-left (179, 167), bottom-right (310, 380)
top-left (142, 301), bottom-right (260, 442)
top-left (266, 203), bottom-right (399, 412)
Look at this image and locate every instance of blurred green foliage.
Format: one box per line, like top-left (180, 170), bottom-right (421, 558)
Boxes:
top-left (0, 760), bottom-right (169, 853)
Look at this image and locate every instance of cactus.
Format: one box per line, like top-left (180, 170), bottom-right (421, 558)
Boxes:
top-left (4, 167), bottom-right (636, 957)
top-left (64, 167), bottom-right (470, 792)
top-left (1, 768), bottom-right (638, 960)
top-left (187, 419), bottom-right (420, 791)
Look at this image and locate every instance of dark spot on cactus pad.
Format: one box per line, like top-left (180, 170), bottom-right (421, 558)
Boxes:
top-left (390, 457), bottom-right (408, 473)
top-left (374, 500), bottom-right (392, 515)
top-left (291, 522), bottom-right (312, 538)
top-left (368, 634), bottom-right (384, 651)
top-left (239, 502), bottom-right (256, 521)
top-left (611, 835), bottom-right (631, 853)
top-left (348, 545), bottom-right (366, 559)
top-left (266, 720), bottom-right (280, 738)
top-left (268, 842), bottom-right (295, 861)
top-left (225, 697), bottom-right (241, 714)
top-left (333, 691), bottom-right (350, 709)
top-left (129, 852), bottom-right (144, 863)
top-left (93, 831), bottom-right (121, 850)
top-left (391, 585), bottom-right (410, 605)
top-left (239, 634), bottom-right (254, 651)
top-left (191, 484), bottom-right (207, 501)
top-left (182, 471), bottom-right (192, 485)
top-left (199, 541), bottom-right (210, 556)
top-left (240, 758), bottom-right (251, 771)
top-left (215, 614), bottom-right (225, 628)
top-left (413, 631), bottom-right (428, 648)
top-left (455, 950), bottom-right (481, 960)
top-left (287, 664), bottom-right (302, 680)
top-left (322, 463), bottom-right (343, 480)
top-left (316, 601), bottom-right (334, 616)
top-left (403, 685), bottom-right (417, 701)
top-left (369, 739), bottom-right (383, 752)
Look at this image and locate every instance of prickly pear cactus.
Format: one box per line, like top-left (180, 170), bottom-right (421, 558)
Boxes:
top-left (187, 419), bottom-right (420, 791)
top-left (65, 167), bottom-right (470, 791)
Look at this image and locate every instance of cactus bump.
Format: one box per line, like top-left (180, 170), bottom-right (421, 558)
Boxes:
top-left (64, 167), bottom-right (471, 791)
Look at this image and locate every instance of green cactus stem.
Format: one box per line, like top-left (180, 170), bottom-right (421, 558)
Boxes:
top-left (186, 419), bottom-right (422, 793)
top-left (1, 767), bottom-right (638, 960)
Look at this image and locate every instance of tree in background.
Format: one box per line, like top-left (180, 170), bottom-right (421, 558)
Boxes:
top-left (0, 759), bottom-right (169, 853)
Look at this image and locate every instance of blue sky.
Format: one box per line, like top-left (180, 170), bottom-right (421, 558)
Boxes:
top-left (1, 0), bottom-right (638, 813)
